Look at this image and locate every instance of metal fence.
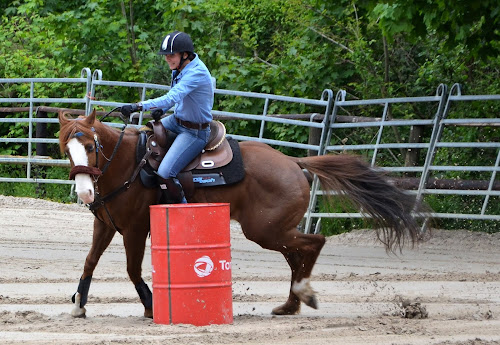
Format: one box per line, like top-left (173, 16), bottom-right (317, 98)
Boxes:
top-left (1, 69), bottom-right (499, 232)
top-left (305, 83), bottom-right (500, 233)
top-left (0, 68), bottom-right (92, 185)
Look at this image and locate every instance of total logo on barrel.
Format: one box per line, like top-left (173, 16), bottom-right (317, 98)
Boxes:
top-left (194, 255), bottom-right (232, 278)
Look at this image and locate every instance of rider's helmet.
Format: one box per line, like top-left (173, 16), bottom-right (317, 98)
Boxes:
top-left (158, 31), bottom-right (194, 55)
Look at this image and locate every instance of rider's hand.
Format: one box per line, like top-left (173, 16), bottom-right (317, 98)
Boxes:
top-left (151, 109), bottom-right (164, 122)
top-left (120, 103), bottom-right (141, 117)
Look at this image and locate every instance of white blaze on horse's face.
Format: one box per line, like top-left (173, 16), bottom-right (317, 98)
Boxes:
top-left (67, 138), bottom-right (95, 204)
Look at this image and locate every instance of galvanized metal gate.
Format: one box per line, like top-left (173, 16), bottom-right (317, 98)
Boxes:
top-left (304, 84), bottom-right (500, 233)
top-left (1, 69), bottom-right (499, 232)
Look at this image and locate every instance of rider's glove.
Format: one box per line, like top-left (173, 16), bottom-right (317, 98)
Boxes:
top-left (120, 103), bottom-right (141, 117)
top-left (151, 109), bottom-right (164, 122)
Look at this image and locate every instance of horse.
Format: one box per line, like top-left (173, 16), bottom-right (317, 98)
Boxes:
top-left (58, 109), bottom-right (424, 318)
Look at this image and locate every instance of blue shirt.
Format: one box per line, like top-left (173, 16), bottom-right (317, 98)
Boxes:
top-left (140, 54), bottom-right (214, 124)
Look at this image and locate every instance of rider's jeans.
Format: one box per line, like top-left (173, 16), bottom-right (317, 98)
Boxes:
top-left (157, 114), bottom-right (210, 179)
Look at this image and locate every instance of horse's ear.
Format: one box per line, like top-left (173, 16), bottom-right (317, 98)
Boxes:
top-left (58, 110), bottom-right (71, 126)
top-left (85, 109), bottom-right (97, 125)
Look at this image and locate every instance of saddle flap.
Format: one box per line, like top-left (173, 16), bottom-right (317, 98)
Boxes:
top-left (146, 134), bottom-right (166, 171)
top-left (183, 138), bottom-right (233, 171)
top-left (152, 121), bottom-right (168, 147)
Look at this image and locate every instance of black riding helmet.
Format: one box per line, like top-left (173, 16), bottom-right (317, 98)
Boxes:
top-left (158, 31), bottom-right (194, 55)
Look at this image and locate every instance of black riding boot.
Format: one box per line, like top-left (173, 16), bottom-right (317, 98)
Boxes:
top-left (157, 175), bottom-right (187, 204)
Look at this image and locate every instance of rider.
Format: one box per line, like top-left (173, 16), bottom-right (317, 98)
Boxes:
top-left (121, 31), bottom-right (214, 203)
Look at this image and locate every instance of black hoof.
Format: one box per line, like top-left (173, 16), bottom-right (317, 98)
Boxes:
top-left (306, 295), bottom-right (318, 309)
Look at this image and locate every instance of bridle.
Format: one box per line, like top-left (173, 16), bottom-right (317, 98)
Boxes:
top-left (67, 107), bottom-right (151, 233)
top-left (68, 107), bottom-right (127, 180)
top-left (68, 131), bottom-right (104, 180)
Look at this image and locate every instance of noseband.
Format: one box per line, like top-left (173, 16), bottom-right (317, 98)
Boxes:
top-left (69, 165), bottom-right (102, 180)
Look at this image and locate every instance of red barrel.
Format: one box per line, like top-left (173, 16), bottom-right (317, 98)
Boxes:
top-left (149, 203), bottom-right (232, 325)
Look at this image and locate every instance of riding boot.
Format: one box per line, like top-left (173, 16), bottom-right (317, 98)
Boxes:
top-left (157, 174), bottom-right (187, 204)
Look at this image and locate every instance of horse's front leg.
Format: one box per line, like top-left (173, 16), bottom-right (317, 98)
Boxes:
top-left (123, 225), bottom-right (152, 318)
top-left (71, 218), bottom-right (115, 317)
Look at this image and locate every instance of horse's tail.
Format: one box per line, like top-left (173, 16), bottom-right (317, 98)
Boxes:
top-left (296, 154), bottom-right (426, 252)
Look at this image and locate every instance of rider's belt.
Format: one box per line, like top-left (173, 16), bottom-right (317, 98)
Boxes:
top-left (176, 117), bottom-right (209, 130)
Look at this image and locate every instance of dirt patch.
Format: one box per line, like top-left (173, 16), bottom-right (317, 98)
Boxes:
top-left (0, 195), bottom-right (499, 344)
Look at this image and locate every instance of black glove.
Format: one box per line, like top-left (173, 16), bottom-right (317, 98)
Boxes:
top-left (120, 103), bottom-right (140, 117)
top-left (151, 109), bottom-right (164, 122)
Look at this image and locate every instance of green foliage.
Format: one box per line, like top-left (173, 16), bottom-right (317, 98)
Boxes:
top-left (316, 197), bottom-right (367, 236)
top-left (426, 194), bottom-right (500, 233)
top-left (0, 165), bottom-right (75, 203)
top-left (1, 0), bottom-right (499, 232)
top-left (371, 0), bottom-right (500, 58)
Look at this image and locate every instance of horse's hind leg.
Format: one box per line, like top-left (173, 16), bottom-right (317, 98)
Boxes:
top-left (123, 225), bottom-right (152, 318)
top-left (270, 230), bottom-right (326, 315)
top-left (72, 218), bottom-right (115, 317)
top-left (271, 252), bottom-right (302, 315)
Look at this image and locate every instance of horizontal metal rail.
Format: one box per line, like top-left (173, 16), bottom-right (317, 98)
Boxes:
top-left (1, 71), bottom-right (499, 232)
top-left (304, 84), bottom-right (500, 233)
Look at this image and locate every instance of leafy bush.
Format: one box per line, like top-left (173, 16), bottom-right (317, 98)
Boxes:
top-left (1, 1), bottom-right (498, 231)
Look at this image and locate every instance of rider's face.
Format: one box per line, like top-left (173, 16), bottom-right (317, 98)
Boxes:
top-left (165, 53), bottom-right (180, 70)
top-left (165, 52), bottom-right (186, 70)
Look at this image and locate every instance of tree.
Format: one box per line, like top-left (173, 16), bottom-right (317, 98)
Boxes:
top-left (369, 0), bottom-right (500, 59)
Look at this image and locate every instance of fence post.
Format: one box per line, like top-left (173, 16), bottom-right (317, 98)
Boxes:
top-left (303, 89), bottom-right (335, 234)
top-left (35, 109), bottom-right (48, 156)
top-left (34, 108), bottom-right (48, 196)
top-left (89, 69), bottom-right (103, 114)
top-left (415, 83), bottom-right (449, 204)
top-left (404, 125), bottom-right (424, 177)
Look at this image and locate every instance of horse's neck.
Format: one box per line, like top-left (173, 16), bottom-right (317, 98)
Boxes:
top-left (96, 125), bottom-right (137, 189)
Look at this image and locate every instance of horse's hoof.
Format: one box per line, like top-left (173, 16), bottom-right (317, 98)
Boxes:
top-left (271, 303), bottom-right (301, 315)
top-left (144, 308), bottom-right (153, 319)
top-left (71, 293), bottom-right (87, 318)
top-left (305, 295), bottom-right (319, 309)
top-left (71, 306), bottom-right (87, 318)
top-left (291, 278), bottom-right (318, 310)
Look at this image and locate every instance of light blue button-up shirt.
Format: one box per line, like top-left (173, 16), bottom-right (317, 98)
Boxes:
top-left (140, 54), bottom-right (214, 124)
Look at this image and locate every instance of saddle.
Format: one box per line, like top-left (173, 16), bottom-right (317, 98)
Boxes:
top-left (147, 119), bottom-right (232, 172)
top-left (136, 119), bottom-right (244, 202)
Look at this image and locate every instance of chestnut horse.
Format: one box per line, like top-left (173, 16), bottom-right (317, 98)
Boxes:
top-left (59, 110), bottom-right (423, 318)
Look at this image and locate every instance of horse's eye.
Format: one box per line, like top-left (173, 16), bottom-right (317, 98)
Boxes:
top-left (85, 144), bottom-right (95, 153)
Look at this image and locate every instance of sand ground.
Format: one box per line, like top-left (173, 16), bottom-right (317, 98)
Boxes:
top-left (0, 195), bottom-right (499, 344)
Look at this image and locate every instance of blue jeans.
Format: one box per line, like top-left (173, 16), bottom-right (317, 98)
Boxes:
top-left (157, 115), bottom-right (210, 178)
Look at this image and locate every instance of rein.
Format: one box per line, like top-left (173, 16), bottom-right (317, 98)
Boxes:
top-left (100, 106), bottom-right (128, 124)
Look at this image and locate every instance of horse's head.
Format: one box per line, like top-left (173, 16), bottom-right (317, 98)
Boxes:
top-left (59, 110), bottom-right (102, 204)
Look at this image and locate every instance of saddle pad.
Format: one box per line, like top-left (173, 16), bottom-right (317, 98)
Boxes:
top-left (192, 137), bottom-right (245, 186)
